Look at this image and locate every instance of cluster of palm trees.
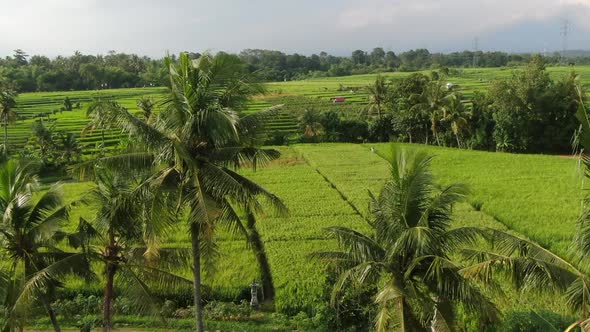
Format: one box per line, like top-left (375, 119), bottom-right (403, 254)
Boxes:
top-left (366, 75), bottom-right (470, 147)
top-left (0, 52), bottom-right (286, 332)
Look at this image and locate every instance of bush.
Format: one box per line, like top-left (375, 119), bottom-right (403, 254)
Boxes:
top-left (203, 300), bottom-right (252, 321)
top-left (266, 131), bottom-right (290, 145)
top-left (496, 310), bottom-right (576, 332)
top-left (368, 115), bottom-right (395, 142)
top-left (160, 300), bottom-right (177, 318)
top-left (339, 120), bottom-right (368, 143)
top-left (53, 294), bottom-right (101, 317)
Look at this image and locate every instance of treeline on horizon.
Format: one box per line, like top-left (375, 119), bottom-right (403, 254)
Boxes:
top-left (0, 47), bottom-right (587, 93)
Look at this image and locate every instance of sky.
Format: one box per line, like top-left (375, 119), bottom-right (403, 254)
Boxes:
top-left (1, 0), bottom-right (590, 57)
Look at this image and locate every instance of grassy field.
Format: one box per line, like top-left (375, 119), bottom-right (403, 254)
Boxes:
top-left (53, 142), bottom-right (582, 323)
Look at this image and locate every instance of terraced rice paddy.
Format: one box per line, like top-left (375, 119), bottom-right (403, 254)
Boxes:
top-left (11, 65), bottom-right (590, 156)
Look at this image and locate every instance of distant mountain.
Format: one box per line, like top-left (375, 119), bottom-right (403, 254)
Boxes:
top-left (563, 50), bottom-right (590, 57)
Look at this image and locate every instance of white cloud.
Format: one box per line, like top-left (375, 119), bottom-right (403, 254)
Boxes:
top-left (337, 0), bottom-right (590, 36)
top-left (0, 0), bottom-right (589, 56)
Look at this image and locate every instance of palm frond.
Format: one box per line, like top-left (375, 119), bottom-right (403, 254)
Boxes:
top-left (325, 226), bottom-right (385, 263)
top-left (70, 153), bottom-right (155, 181)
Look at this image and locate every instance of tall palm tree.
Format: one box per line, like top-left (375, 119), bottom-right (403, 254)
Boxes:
top-left (366, 75), bottom-right (389, 119)
top-left (0, 159), bottom-right (88, 332)
top-left (80, 52), bottom-right (286, 332)
top-left (0, 86), bottom-right (17, 158)
top-left (442, 93), bottom-right (470, 148)
top-left (411, 80), bottom-right (448, 146)
top-left (314, 148), bottom-right (498, 331)
top-left (70, 166), bottom-right (190, 332)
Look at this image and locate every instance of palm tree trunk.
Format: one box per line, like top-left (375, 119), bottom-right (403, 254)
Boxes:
top-left (455, 134), bottom-right (461, 149)
top-left (43, 300), bottom-right (61, 332)
top-left (3, 121), bottom-right (7, 157)
top-left (190, 224), bottom-right (205, 332)
top-left (103, 231), bottom-right (117, 332)
top-left (398, 297), bottom-right (406, 332)
top-left (246, 209), bottom-right (275, 302)
top-left (103, 262), bottom-right (115, 332)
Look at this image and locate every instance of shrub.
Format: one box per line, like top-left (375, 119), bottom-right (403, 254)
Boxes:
top-left (339, 120), bottom-right (368, 143)
top-left (471, 200), bottom-right (484, 211)
top-left (203, 300), bottom-right (252, 321)
top-left (496, 310), bottom-right (575, 332)
top-left (368, 115), bottom-right (394, 142)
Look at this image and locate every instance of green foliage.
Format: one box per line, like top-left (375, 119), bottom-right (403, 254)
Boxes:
top-left (496, 310), bottom-right (575, 332)
top-left (368, 115), bottom-right (394, 142)
top-left (203, 301), bottom-right (252, 321)
top-left (314, 148), bottom-right (498, 331)
top-left (63, 97), bottom-right (73, 111)
top-left (489, 56), bottom-right (580, 152)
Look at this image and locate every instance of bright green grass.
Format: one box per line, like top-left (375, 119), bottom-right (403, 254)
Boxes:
top-left (55, 143), bottom-right (582, 318)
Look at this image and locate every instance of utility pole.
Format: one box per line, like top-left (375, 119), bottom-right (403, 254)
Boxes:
top-left (472, 37), bottom-right (479, 68)
top-left (560, 19), bottom-right (570, 63)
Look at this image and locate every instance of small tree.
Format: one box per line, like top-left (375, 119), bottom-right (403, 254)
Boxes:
top-left (314, 148), bottom-right (499, 331)
top-left (442, 93), bottom-right (470, 148)
top-left (365, 75), bottom-right (389, 119)
top-left (63, 97), bottom-right (73, 111)
top-left (0, 159), bottom-right (89, 332)
top-left (30, 120), bottom-right (56, 165)
top-left (71, 166), bottom-right (190, 332)
top-left (56, 132), bottom-right (82, 165)
top-left (299, 108), bottom-right (323, 139)
top-left (0, 85), bottom-right (17, 157)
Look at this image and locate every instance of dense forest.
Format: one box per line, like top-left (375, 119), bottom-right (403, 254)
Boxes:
top-left (1, 48), bottom-right (587, 93)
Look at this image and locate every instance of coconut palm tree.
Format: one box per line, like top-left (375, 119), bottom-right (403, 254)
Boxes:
top-left (70, 165), bottom-right (190, 332)
top-left (78, 52), bottom-right (286, 332)
top-left (442, 93), bottom-right (470, 148)
top-left (299, 108), bottom-right (323, 138)
top-left (366, 75), bottom-right (389, 119)
top-left (56, 132), bottom-right (82, 165)
top-left (136, 97), bottom-right (155, 123)
top-left (0, 86), bottom-right (17, 158)
top-left (0, 159), bottom-right (89, 332)
top-left (314, 148), bottom-right (498, 331)
top-left (411, 80), bottom-right (448, 146)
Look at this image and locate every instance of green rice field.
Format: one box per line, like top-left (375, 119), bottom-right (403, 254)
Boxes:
top-left (10, 65), bottom-right (590, 156)
top-left (8, 66), bottom-right (590, 325)
top-left (55, 142), bottom-right (584, 318)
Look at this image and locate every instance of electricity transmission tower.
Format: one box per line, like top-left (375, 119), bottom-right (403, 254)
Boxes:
top-left (560, 19), bottom-right (570, 63)
top-left (472, 37), bottom-right (479, 68)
